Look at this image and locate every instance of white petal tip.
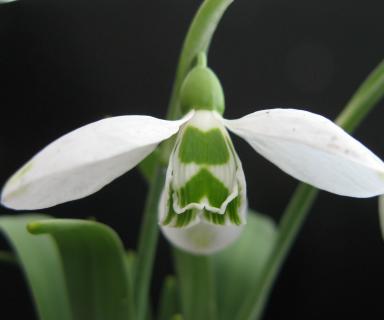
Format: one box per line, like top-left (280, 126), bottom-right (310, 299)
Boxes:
top-left (1, 185), bottom-right (33, 210)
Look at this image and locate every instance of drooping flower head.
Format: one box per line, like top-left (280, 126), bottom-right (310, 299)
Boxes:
top-left (2, 53), bottom-right (384, 254)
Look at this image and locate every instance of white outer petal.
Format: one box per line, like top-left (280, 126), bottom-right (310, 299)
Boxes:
top-left (160, 221), bottom-right (244, 255)
top-left (223, 108), bottom-right (384, 197)
top-left (2, 112), bottom-right (194, 210)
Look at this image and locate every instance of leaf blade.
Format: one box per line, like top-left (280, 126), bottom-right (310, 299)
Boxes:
top-left (213, 210), bottom-right (277, 320)
top-left (28, 218), bottom-right (135, 320)
top-left (0, 214), bottom-right (72, 320)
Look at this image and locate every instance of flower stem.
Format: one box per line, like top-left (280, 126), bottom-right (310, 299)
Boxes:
top-left (237, 57), bottom-right (384, 320)
top-left (336, 58), bottom-right (384, 132)
top-left (166, 0), bottom-right (234, 120)
top-left (173, 249), bottom-right (218, 320)
top-left (135, 168), bottom-right (166, 320)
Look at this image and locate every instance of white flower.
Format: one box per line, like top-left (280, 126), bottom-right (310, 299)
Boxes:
top-left (2, 58), bottom-right (384, 255)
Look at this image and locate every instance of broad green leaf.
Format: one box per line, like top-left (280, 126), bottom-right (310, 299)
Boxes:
top-left (213, 210), bottom-right (277, 320)
top-left (28, 218), bottom-right (135, 320)
top-left (173, 249), bottom-right (217, 320)
top-left (0, 214), bottom-right (72, 320)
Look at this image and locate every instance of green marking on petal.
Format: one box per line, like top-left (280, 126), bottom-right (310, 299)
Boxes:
top-left (162, 185), bottom-right (198, 228)
top-left (162, 129), bottom-right (244, 228)
top-left (178, 127), bottom-right (230, 164)
top-left (178, 168), bottom-right (229, 207)
top-left (226, 196), bottom-right (242, 225)
top-left (175, 210), bottom-right (197, 228)
top-left (204, 196), bottom-right (242, 226)
top-left (204, 210), bottom-right (226, 225)
top-left (162, 169), bottom-right (243, 227)
top-left (163, 186), bottom-right (177, 226)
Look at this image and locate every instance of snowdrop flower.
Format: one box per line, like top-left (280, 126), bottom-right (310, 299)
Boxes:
top-left (2, 54), bottom-right (384, 255)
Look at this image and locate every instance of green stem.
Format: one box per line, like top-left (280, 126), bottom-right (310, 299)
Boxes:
top-left (336, 58), bottom-right (384, 132)
top-left (166, 0), bottom-right (234, 120)
top-left (135, 168), bottom-right (166, 320)
top-left (173, 249), bottom-right (218, 320)
top-left (237, 57), bottom-right (384, 320)
top-left (0, 250), bottom-right (17, 265)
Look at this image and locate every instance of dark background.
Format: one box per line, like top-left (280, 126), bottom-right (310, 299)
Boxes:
top-left (1, 0), bottom-right (384, 319)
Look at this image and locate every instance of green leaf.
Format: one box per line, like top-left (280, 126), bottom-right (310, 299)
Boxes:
top-left (0, 214), bottom-right (72, 320)
top-left (28, 218), bottom-right (135, 320)
top-left (0, 215), bottom-right (135, 320)
top-left (213, 210), bottom-right (277, 320)
top-left (173, 249), bottom-right (217, 320)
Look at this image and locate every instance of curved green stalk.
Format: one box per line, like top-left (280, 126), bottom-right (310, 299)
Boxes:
top-left (135, 3), bottom-right (234, 319)
top-left (336, 58), bottom-right (384, 132)
top-left (173, 249), bottom-right (218, 320)
top-left (166, 0), bottom-right (234, 120)
top-left (237, 58), bottom-right (384, 320)
top-left (135, 168), bottom-right (165, 320)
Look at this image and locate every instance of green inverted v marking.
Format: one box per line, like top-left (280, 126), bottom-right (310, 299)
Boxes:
top-left (178, 127), bottom-right (230, 164)
top-left (178, 168), bottom-right (229, 207)
top-left (163, 169), bottom-right (241, 227)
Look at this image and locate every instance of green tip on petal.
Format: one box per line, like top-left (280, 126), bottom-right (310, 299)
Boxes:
top-left (180, 53), bottom-right (225, 115)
